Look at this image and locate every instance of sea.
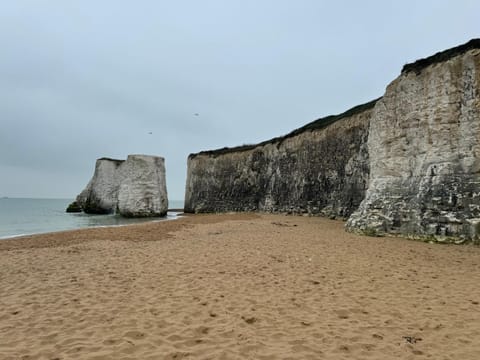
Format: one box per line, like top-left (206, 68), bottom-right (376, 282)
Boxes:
top-left (0, 198), bottom-right (184, 239)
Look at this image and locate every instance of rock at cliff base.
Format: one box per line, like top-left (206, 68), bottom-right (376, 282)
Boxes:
top-left (65, 201), bottom-right (82, 213)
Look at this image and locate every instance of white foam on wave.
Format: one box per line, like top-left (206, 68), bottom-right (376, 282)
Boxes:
top-left (0, 233), bottom-right (31, 240)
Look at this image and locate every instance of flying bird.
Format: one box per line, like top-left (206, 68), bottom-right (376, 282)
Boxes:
top-left (148, 132), bottom-right (152, 134)
top-left (194, 113), bottom-right (199, 116)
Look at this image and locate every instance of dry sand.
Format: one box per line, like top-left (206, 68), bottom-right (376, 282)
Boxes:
top-left (1, 213), bottom-right (480, 359)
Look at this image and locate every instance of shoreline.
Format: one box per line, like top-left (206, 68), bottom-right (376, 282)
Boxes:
top-left (0, 210), bottom-right (184, 241)
top-left (1, 213), bottom-right (480, 358)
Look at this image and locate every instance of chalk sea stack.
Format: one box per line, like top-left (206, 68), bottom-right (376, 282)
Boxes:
top-left (185, 39), bottom-right (480, 243)
top-left (68, 155), bottom-right (168, 217)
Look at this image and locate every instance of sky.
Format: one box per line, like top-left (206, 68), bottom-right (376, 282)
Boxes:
top-left (0, 0), bottom-right (479, 201)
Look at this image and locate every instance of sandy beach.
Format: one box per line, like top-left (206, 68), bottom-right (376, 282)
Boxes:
top-left (1, 213), bottom-right (480, 359)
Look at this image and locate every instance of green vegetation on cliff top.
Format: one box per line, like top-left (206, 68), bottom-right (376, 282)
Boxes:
top-left (401, 38), bottom-right (480, 74)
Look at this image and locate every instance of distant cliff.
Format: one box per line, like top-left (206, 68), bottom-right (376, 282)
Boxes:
top-left (68, 155), bottom-right (168, 217)
top-left (185, 99), bottom-right (377, 218)
top-left (185, 39), bottom-right (480, 243)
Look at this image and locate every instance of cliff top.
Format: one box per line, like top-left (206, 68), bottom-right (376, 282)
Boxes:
top-left (189, 97), bottom-right (380, 159)
top-left (98, 157), bottom-right (125, 164)
top-left (401, 38), bottom-right (480, 74)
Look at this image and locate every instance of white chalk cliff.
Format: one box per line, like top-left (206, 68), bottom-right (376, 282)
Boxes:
top-left (70, 155), bottom-right (168, 217)
top-left (346, 43), bottom-right (480, 241)
top-left (184, 39), bottom-right (480, 243)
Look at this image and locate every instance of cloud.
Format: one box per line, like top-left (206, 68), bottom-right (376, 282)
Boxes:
top-left (0, 0), bottom-right (479, 199)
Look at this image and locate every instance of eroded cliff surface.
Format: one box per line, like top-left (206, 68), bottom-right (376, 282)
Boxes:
top-left (186, 39), bottom-right (480, 242)
top-left (70, 155), bottom-right (168, 217)
top-left (185, 102), bottom-right (375, 218)
top-left (76, 158), bottom-right (124, 214)
top-left (347, 46), bottom-right (480, 242)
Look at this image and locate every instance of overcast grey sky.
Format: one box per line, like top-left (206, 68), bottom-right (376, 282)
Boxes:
top-left (1, 1), bottom-right (478, 200)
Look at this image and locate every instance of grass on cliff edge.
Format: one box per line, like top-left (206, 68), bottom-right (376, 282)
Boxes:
top-left (402, 38), bottom-right (480, 74)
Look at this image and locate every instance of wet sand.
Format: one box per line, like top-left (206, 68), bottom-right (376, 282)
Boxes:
top-left (1, 213), bottom-right (480, 359)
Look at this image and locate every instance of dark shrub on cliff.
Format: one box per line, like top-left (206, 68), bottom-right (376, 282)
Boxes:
top-left (402, 38), bottom-right (480, 75)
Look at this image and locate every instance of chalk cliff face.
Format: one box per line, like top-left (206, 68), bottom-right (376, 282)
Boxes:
top-left (185, 102), bottom-right (376, 218)
top-left (71, 155), bottom-right (168, 217)
top-left (347, 46), bottom-right (480, 241)
top-left (185, 39), bottom-right (480, 242)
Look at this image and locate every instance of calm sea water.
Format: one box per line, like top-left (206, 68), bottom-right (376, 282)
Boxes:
top-left (0, 198), bottom-right (184, 239)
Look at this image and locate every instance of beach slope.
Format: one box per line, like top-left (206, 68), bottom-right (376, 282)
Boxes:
top-left (1, 214), bottom-right (480, 359)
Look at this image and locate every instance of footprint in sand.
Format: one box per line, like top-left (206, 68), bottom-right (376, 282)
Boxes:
top-left (167, 334), bottom-right (183, 342)
top-left (335, 309), bottom-right (350, 319)
top-left (166, 352), bottom-right (191, 359)
top-left (337, 344), bottom-right (350, 352)
top-left (103, 338), bottom-right (120, 345)
top-left (123, 330), bottom-right (146, 340)
top-left (362, 343), bottom-right (376, 351)
top-left (241, 315), bottom-right (257, 324)
top-left (195, 326), bottom-right (210, 335)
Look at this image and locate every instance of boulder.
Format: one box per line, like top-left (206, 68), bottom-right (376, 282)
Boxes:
top-left (65, 200), bottom-right (82, 213)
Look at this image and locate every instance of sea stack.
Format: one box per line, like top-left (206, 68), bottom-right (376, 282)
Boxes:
top-left (68, 155), bottom-right (168, 217)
